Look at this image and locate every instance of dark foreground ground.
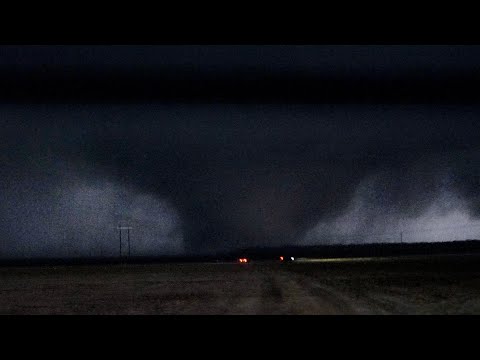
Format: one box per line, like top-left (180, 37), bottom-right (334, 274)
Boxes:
top-left (1, 254), bottom-right (480, 314)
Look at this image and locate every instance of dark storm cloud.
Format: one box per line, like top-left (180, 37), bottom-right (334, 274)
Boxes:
top-left (1, 46), bottom-right (480, 257)
top-left (2, 45), bottom-right (480, 103)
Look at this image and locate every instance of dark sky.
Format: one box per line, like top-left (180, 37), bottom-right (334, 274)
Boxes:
top-left (1, 45), bottom-right (480, 258)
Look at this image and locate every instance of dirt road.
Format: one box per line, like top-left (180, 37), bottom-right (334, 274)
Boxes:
top-left (0, 263), bottom-right (365, 315)
top-left (2, 256), bottom-right (480, 314)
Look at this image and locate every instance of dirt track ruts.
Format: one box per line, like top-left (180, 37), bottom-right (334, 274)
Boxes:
top-left (0, 263), bottom-right (363, 315)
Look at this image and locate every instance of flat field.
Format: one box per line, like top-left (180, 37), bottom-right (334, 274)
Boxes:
top-left (1, 254), bottom-right (480, 314)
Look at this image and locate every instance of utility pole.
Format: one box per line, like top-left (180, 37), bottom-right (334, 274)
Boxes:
top-left (118, 226), bottom-right (133, 258)
top-left (128, 227), bottom-right (131, 257)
